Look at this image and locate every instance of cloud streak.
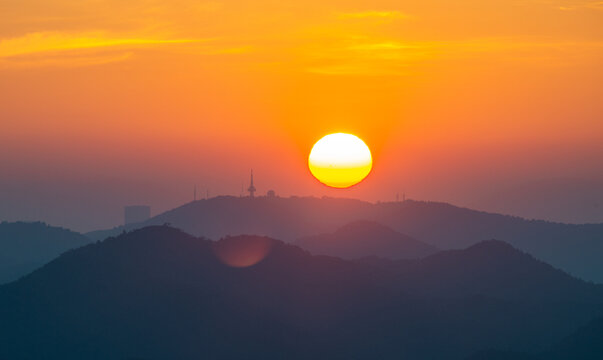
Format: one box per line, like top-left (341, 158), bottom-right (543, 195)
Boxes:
top-left (0, 31), bottom-right (203, 58)
top-left (529, 0), bottom-right (603, 10)
top-left (301, 37), bottom-right (603, 76)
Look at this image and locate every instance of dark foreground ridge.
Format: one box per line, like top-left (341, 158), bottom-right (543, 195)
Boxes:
top-left (85, 196), bottom-right (603, 283)
top-left (1, 226), bottom-right (602, 359)
top-left (466, 316), bottom-right (603, 360)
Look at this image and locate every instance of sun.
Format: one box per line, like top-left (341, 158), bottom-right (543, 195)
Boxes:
top-left (308, 133), bottom-right (372, 188)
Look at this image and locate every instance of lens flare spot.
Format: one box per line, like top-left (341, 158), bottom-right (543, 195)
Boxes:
top-left (213, 236), bottom-right (273, 268)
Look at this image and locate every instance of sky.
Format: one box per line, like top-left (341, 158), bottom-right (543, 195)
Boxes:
top-left (1, 0), bottom-right (603, 232)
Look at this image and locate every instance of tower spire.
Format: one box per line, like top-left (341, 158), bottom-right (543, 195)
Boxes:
top-left (248, 169), bottom-right (256, 198)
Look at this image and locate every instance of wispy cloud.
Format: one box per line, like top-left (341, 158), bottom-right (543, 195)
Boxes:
top-left (302, 37), bottom-right (603, 76)
top-left (0, 31), bottom-right (219, 68)
top-left (0, 32), bottom-right (203, 58)
top-left (530, 0), bottom-right (603, 11)
top-left (558, 1), bottom-right (603, 10)
top-left (1, 50), bottom-right (135, 68)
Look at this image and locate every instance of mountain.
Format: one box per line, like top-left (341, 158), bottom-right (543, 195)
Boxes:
top-left (85, 196), bottom-right (375, 242)
top-left (388, 240), bottom-right (603, 303)
top-left (1, 226), bottom-right (602, 359)
top-left (466, 317), bottom-right (603, 359)
top-left (468, 178), bottom-right (603, 224)
top-left (295, 220), bottom-right (438, 259)
top-left (86, 196), bottom-right (603, 283)
top-left (465, 350), bottom-right (541, 360)
top-left (0, 221), bottom-right (91, 284)
top-left (546, 317), bottom-right (603, 359)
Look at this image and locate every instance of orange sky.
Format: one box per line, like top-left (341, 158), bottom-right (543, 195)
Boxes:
top-left (1, 0), bottom-right (602, 231)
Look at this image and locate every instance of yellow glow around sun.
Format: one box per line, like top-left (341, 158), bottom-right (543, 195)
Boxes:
top-left (308, 133), bottom-right (372, 188)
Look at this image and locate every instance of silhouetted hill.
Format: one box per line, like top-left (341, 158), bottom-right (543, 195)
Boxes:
top-left (295, 220), bottom-right (438, 259)
top-left (86, 196), bottom-right (374, 242)
top-left (466, 317), bottom-right (603, 359)
top-left (392, 240), bottom-right (603, 302)
top-left (465, 350), bottom-right (541, 360)
top-left (546, 317), bottom-right (603, 359)
top-left (2, 226), bottom-right (603, 359)
top-left (86, 196), bottom-right (603, 283)
top-left (0, 221), bottom-right (91, 284)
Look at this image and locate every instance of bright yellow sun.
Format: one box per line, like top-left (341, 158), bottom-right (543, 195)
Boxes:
top-left (308, 133), bottom-right (372, 188)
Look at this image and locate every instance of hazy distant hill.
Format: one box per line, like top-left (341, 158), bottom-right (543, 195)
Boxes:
top-left (295, 220), bottom-right (438, 259)
top-left (2, 226), bottom-right (602, 359)
top-left (0, 221), bottom-right (91, 284)
top-left (86, 196), bottom-right (375, 242)
top-left (469, 178), bottom-right (603, 224)
top-left (86, 196), bottom-right (603, 283)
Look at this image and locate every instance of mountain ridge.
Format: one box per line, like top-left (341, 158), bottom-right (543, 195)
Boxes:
top-left (2, 226), bottom-right (602, 359)
top-left (295, 220), bottom-right (438, 260)
top-left (85, 196), bottom-right (603, 283)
